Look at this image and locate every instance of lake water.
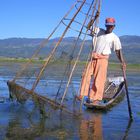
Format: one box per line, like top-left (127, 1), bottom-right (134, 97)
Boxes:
top-left (0, 72), bottom-right (140, 140)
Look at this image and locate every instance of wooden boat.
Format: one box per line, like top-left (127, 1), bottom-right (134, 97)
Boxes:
top-left (84, 76), bottom-right (125, 109)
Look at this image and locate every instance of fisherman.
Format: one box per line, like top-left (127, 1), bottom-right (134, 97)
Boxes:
top-left (77, 17), bottom-right (126, 105)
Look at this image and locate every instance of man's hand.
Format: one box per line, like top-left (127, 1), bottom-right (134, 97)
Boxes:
top-left (87, 19), bottom-right (95, 30)
top-left (87, 11), bottom-right (100, 30)
top-left (95, 10), bottom-right (100, 19)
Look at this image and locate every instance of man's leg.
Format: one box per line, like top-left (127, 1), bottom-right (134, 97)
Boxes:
top-left (90, 59), bottom-right (108, 101)
top-left (79, 61), bottom-right (94, 98)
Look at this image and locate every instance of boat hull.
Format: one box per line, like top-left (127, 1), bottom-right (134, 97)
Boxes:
top-left (84, 81), bottom-right (125, 110)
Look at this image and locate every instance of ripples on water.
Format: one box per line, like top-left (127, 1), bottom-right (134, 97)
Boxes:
top-left (0, 73), bottom-right (140, 139)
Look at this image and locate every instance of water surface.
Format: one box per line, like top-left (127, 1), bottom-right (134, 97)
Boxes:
top-left (0, 71), bottom-right (140, 139)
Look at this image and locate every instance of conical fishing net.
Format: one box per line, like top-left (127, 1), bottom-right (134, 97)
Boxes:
top-left (7, 0), bottom-right (101, 115)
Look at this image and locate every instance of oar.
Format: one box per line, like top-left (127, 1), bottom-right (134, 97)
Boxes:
top-left (122, 67), bottom-right (133, 120)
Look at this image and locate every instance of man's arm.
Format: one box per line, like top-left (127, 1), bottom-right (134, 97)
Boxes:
top-left (115, 49), bottom-right (126, 70)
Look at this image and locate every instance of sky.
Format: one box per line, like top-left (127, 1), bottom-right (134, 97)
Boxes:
top-left (0, 0), bottom-right (140, 39)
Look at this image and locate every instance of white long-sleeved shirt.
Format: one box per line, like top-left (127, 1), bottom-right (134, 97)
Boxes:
top-left (93, 28), bottom-right (122, 55)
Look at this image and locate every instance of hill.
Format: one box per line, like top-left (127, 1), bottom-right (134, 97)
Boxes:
top-left (0, 36), bottom-right (140, 63)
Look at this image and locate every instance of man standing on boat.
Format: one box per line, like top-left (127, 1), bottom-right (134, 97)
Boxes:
top-left (77, 17), bottom-right (126, 105)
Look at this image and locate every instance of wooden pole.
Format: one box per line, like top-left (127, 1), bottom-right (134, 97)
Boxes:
top-left (122, 68), bottom-right (133, 120)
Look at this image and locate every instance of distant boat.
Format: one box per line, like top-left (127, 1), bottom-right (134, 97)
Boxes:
top-left (84, 76), bottom-right (125, 109)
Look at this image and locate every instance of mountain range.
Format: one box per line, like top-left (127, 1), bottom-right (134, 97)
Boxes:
top-left (0, 35), bottom-right (140, 63)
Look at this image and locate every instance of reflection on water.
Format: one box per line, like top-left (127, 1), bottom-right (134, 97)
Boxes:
top-left (4, 112), bottom-right (70, 139)
top-left (0, 73), bottom-right (140, 139)
top-left (122, 119), bottom-right (133, 140)
top-left (0, 102), bottom-right (77, 139)
top-left (80, 114), bottom-right (103, 140)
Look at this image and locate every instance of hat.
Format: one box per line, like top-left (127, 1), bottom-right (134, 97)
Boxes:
top-left (105, 18), bottom-right (115, 26)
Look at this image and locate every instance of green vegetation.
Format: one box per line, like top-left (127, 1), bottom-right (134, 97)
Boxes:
top-left (108, 62), bottom-right (140, 72)
top-left (0, 57), bottom-right (139, 72)
top-left (0, 57), bottom-right (44, 63)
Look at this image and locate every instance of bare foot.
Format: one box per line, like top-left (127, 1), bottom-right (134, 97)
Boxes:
top-left (92, 100), bottom-right (101, 105)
